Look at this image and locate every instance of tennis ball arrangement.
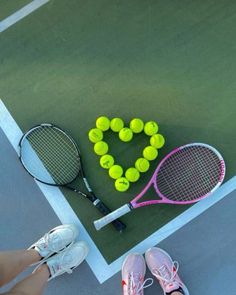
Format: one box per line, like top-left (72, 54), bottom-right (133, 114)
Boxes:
top-left (130, 118), bottom-right (144, 133)
top-left (143, 146), bottom-right (158, 161)
top-left (88, 116), bottom-right (165, 192)
top-left (96, 116), bottom-right (110, 131)
top-left (88, 128), bottom-right (103, 143)
top-left (109, 165), bottom-right (123, 179)
top-left (144, 121), bottom-right (159, 136)
top-left (110, 118), bottom-right (124, 132)
top-left (94, 141), bottom-right (109, 155)
top-left (115, 177), bottom-right (130, 192)
top-left (150, 134), bottom-right (165, 149)
top-left (125, 167), bottom-right (140, 182)
top-left (100, 154), bottom-right (114, 169)
top-left (135, 158), bottom-right (150, 173)
top-left (119, 127), bottom-right (133, 142)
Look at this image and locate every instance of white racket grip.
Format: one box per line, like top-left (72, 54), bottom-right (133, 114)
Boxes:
top-left (94, 204), bottom-right (131, 231)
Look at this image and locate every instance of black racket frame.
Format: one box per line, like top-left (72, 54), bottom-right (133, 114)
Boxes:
top-left (19, 123), bottom-right (126, 232)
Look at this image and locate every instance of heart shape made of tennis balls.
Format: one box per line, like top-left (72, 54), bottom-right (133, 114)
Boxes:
top-left (88, 116), bottom-right (165, 192)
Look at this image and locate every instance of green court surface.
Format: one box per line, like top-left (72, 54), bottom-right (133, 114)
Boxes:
top-left (0, 0), bottom-right (31, 21)
top-left (1, 0), bottom-right (235, 262)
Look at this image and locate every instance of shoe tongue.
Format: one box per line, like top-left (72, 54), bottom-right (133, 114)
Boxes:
top-left (165, 281), bottom-right (180, 293)
top-left (36, 233), bottom-right (62, 258)
top-left (46, 259), bottom-right (60, 278)
top-left (129, 273), bottom-right (144, 295)
top-left (34, 244), bottom-right (50, 258)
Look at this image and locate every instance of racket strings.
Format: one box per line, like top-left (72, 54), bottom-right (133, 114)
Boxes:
top-left (23, 133), bottom-right (77, 183)
top-left (28, 128), bottom-right (78, 178)
top-left (156, 146), bottom-right (223, 201)
top-left (32, 128), bottom-right (78, 179)
top-left (33, 127), bottom-right (79, 181)
top-left (25, 134), bottom-right (78, 183)
top-left (26, 135), bottom-right (74, 179)
top-left (162, 151), bottom-right (221, 199)
top-left (21, 126), bottom-right (80, 184)
top-left (162, 148), bottom-right (222, 199)
top-left (162, 149), bottom-right (220, 192)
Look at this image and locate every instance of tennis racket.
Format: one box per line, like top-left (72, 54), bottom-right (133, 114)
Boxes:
top-left (94, 143), bottom-right (226, 230)
top-left (19, 123), bottom-right (126, 232)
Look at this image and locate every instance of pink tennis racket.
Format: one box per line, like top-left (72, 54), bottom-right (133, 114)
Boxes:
top-left (94, 143), bottom-right (226, 231)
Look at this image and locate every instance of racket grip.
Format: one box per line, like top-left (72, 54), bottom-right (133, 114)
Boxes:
top-left (94, 201), bottom-right (127, 232)
top-left (94, 204), bottom-right (131, 231)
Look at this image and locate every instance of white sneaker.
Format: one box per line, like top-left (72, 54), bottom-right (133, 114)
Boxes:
top-left (122, 253), bottom-right (153, 295)
top-left (28, 224), bottom-right (79, 262)
top-left (34, 241), bottom-right (89, 281)
top-left (145, 248), bottom-right (189, 295)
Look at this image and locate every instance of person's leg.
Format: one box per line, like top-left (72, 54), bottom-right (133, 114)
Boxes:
top-left (0, 224), bottom-right (79, 288)
top-left (3, 264), bottom-right (50, 295)
top-left (145, 247), bottom-right (189, 295)
top-left (0, 249), bottom-right (41, 287)
top-left (3, 241), bottom-right (88, 295)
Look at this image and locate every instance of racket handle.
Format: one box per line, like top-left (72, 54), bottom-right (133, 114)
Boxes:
top-left (94, 200), bottom-right (127, 232)
top-left (94, 204), bottom-right (131, 231)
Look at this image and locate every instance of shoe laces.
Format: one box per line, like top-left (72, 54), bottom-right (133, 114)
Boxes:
top-left (50, 251), bottom-right (74, 278)
top-left (127, 272), bottom-right (153, 295)
top-left (152, 261), bottom-right (179, 287)
top-left (41, 231), bottom-right (63, 253)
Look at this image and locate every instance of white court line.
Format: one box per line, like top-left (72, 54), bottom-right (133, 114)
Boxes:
top-left (0, 99), bottom-right (235, 283)
top-left (0, 0), bottom-right (50, 33)
top-left (0, 100), bottom-right (110, 283)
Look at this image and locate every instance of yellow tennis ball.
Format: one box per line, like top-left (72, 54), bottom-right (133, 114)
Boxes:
top-left (96, 116), bottom-right (110, 131)
top-left (109, 165), bottom-right (123, 179)
top-left (115, 177), bottom-right (130, 192)
top-left (150, 134), bottom-right (165, 149)
top-left (125, 167), bottom-right (140, 182)
top-left (119, 128), bottom-right (133, 142)
top-left (144, 121), bottom-right (159, 136)
top-left (135, 158), bottom-right (150, 173)
top-left (143, 146), bottom-right (158, 161)
top-left (100, 154), bottom-right (115, 169)
top-left (129, 118), bottom-right (144, 133)
top-left (110, 118), bottom-right (124, 132)
top-left (94, 141), bottom-right (109, 155)
top-left (88, 128), bottom-right (103, 143)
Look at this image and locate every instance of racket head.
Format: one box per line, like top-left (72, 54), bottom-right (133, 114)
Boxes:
top-left (19, 123), bottom-right (81, 185)
top-left (151, 143), bottom-right (226, 204)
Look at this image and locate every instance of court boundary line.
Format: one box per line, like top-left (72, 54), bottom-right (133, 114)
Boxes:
top-left (0, 0), bottom-right (50, 33)
top-left (0, 99), bottom-right (235, 283)
top-left (0, 100), bottom-right (110, 283)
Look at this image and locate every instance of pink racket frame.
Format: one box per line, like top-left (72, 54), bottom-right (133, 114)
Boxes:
top-left (131, 143), bottom-right (226, 209)
top-left (94, 143), bottom-right (225, 231)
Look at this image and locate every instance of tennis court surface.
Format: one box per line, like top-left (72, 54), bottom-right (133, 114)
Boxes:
top-left (0, 122), bottom-right (236, 294)
top-left (0, 1), bottom-right (236, 294)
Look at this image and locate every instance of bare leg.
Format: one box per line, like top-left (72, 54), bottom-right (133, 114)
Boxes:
top-left (0, 250), bottom-right (41, 287)
top-left (171, 292), bottom-right (183, 295)
top-left (3, 264), bottom-right (50, 295)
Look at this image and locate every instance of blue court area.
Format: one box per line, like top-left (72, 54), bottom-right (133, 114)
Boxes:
top-left (0, 101), bottom-right (236, 294)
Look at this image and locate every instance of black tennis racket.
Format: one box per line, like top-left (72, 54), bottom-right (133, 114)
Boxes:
top-left (19, 123), bottom-right (126, 232)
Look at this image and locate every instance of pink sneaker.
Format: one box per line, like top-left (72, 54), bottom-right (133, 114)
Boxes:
top-left (145, 248), bottom-right (189, 295)
top-left (122, 253), bottom-right (153, 295)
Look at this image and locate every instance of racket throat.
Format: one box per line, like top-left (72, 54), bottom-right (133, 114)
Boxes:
top-left (128, 203), bottom-right (134, 210)
top-left (72, 188), bottom-right (87, 198)
top-left (82, 177), bottom-right (92, 192)
top-left (93, 199), bottom-right (101, 206)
